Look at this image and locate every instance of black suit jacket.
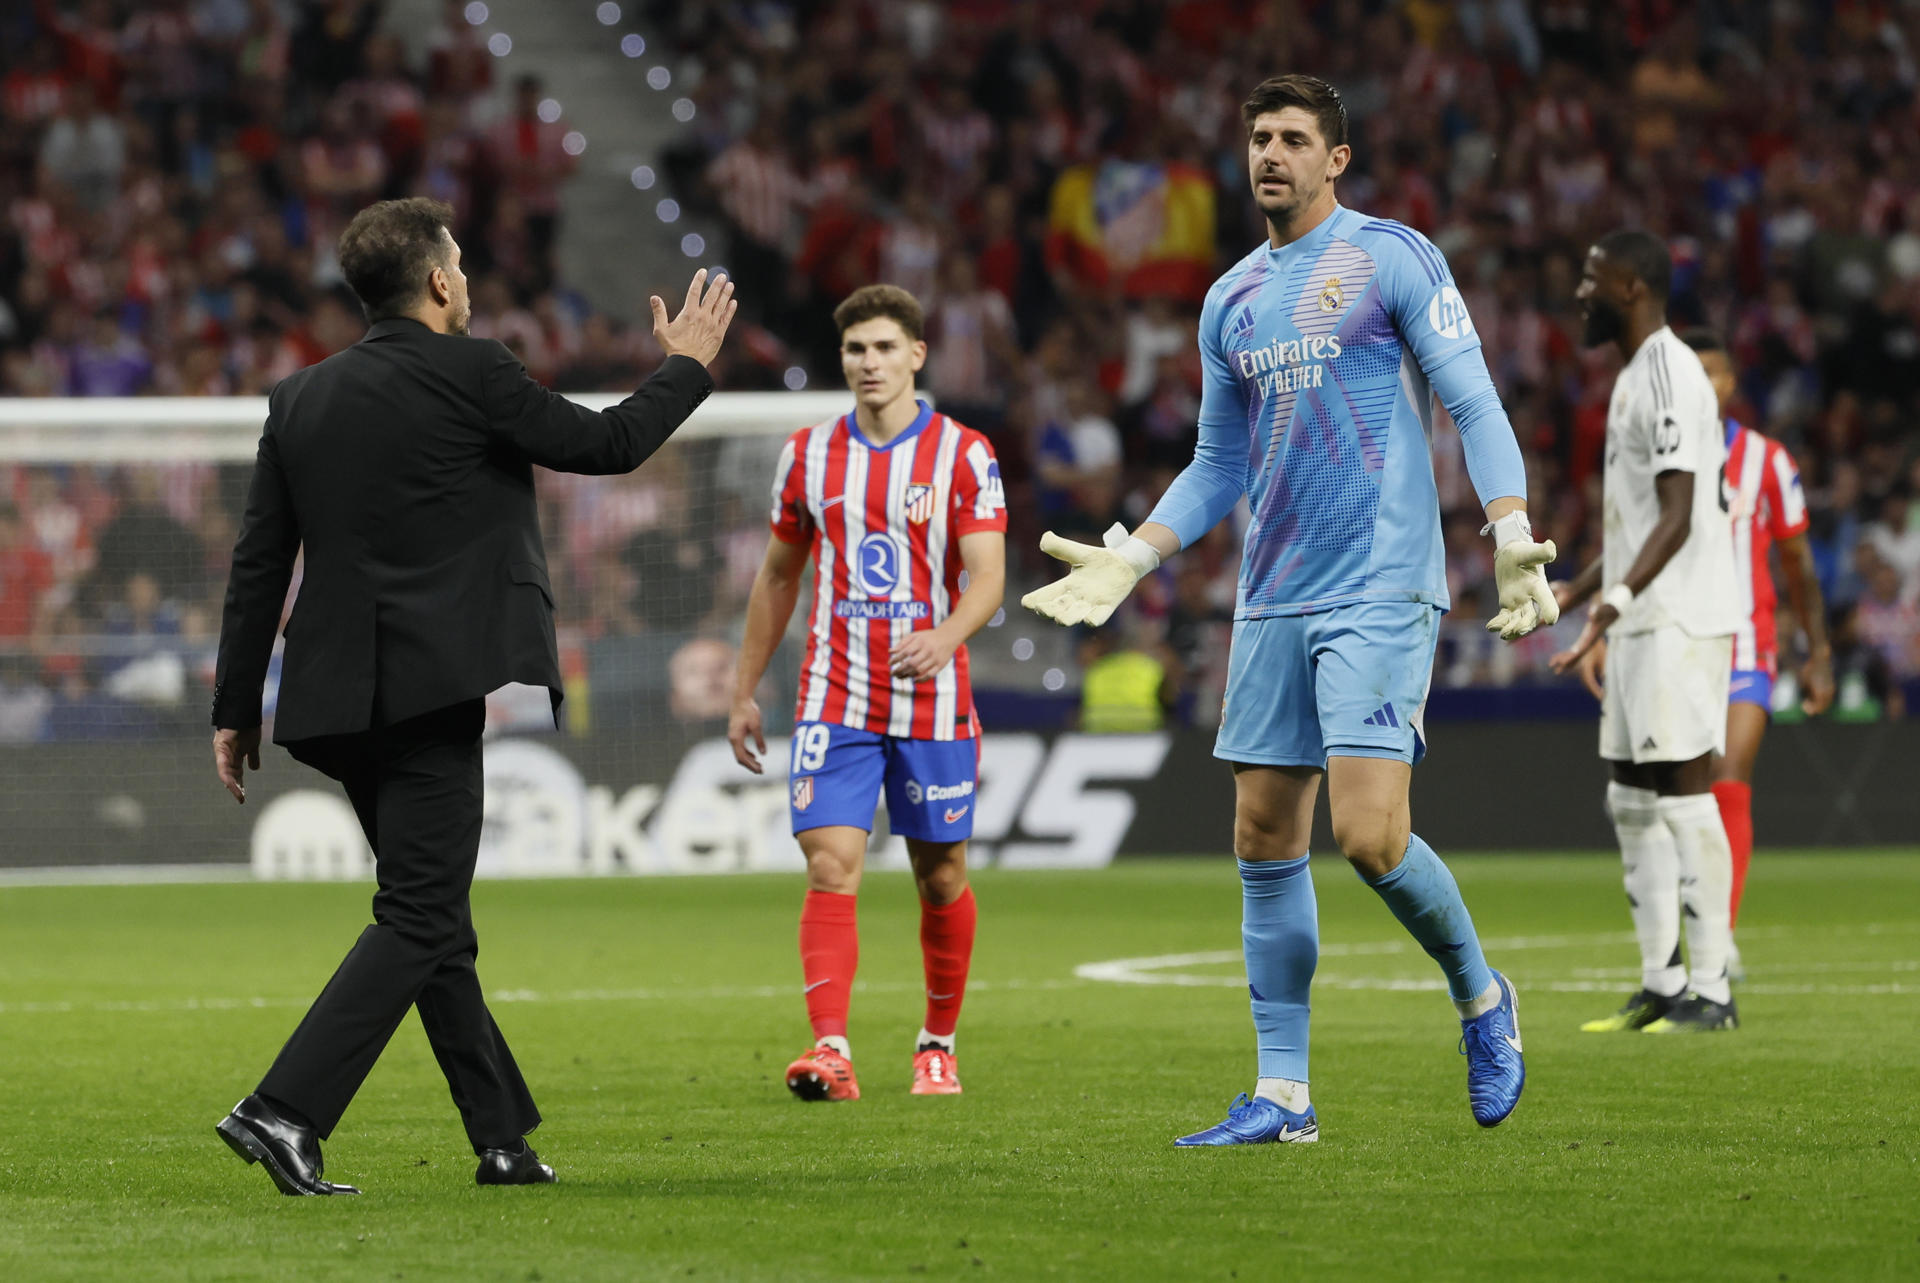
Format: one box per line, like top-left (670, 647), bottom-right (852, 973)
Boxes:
top-left (211, 318), bottom-right (712, 742)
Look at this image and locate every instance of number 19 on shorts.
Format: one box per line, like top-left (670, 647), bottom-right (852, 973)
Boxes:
top-left (792, 723), bottom-right (832, 775)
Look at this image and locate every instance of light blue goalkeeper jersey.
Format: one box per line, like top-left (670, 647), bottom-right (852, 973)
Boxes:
top-left (1147, 205), bottom-right (1528, 618)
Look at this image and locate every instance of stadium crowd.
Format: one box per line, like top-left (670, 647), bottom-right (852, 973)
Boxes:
top-left (3, 0), bottom-right (1920, 740)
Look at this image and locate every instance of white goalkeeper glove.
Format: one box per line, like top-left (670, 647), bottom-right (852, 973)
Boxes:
top-left (1020, 522), bottom-right (1161, 627)
top-left (1482, 511), bottom-right (1560, 641)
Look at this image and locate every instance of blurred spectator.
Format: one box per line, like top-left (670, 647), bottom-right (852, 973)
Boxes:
top-left (667, 636), bottom-right (737, 725)
top-left (1075, 621), bottom-right (1173, 733)
top-left (67, 308), bottom-right (150, 396)
top-left (485, 75), bottom-right (577, 288)
top-left (37, 81), bottom-right (124, 212)
top-left (704, 114), bottom-right (802, 324)
top-left (0, 501), bottom-right (55, 639)
top-left (1854, 553), bottom-right (1920, 682)
top-left (923, 252), bottom-right (1020, 429)
top-left (1864, 490), bottom-right (1920, 592)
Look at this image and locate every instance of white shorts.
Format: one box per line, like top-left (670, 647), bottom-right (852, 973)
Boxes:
top-left (1599, 626), bottom-right (1733, 764)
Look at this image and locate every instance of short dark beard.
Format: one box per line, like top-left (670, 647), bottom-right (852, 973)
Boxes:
top-left (1581, 299), bottom-right (1624, 349)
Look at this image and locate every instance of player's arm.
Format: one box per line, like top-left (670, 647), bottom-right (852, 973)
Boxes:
top-left (891, 530), bottom-right (1005, 681)
top-left (1387, 233), bottom-right (1558, 640)
top-left (1555, 556), bottom-right (1604, 613)
top-left (1777, 531), bottom-right (1834, 714)
top-left (483, 270), bottom-right (733, 475)
top-left (211, 415), bottom-right (299, 804)
top-left (1023, 288), bottom-right (1242, 626)
top-left (728, 532), bottom-right (809, 774)
top-left (1550, 555), bottom-right (1610, 699)
top-left (1551, 468), bottom-right (1694, 672)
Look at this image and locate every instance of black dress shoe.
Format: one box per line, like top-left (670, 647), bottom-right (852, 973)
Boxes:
top-left (216, 1094), bottom-right (360, 1196)
top-left (475, 1141), bottom-right (556, 1185)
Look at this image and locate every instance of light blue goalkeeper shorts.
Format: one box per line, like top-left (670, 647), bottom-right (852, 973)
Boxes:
top-left (1214, 600), bottom-right (1441, 768)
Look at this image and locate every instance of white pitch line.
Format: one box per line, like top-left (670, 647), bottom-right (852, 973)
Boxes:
top-left (1075, 925), bottom-right (1920, 997)
top-left (0, 975), bottom-right (1088, 1018)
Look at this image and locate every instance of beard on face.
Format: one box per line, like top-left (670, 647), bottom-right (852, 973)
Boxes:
top-left (450, 299), bottom-right (471, 336)
top-left (1581, 296), bottom-right (1624, 348)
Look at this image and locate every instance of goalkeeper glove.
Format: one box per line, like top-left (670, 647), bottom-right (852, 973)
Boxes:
top-left (1482, 511), bottom-right (1559, 641)
top-left (1020, 522), bottom-right (1161, 627)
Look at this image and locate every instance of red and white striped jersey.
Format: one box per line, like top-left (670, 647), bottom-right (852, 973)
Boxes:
top-left (770, 401), bottom-right (1007, 740)
top-left (1724, 418), bottom-right (1809, 673)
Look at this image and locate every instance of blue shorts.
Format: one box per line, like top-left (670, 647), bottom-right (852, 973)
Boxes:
top-left (1215, 600), bottom-right (1440, 768)
top-left (787, 721), bottom-right (978, 841)
top-left (1729, 668), bottom-right (1773, 712)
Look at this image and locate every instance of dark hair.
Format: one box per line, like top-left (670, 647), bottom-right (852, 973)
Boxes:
top-left (1678, 326), bottom-right (1724, 354)
top-left (338, 198), bottom-right (456, 322)
top-left (833, 284), bottom-right (924, 342)
top-left (1595, 228), bottom-right (1672, 303)
top-left (1241, 75), bottom-right (1349, 149)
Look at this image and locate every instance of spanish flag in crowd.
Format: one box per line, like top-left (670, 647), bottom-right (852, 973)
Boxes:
top-left (1046, 159), bottom-right (1216, 302)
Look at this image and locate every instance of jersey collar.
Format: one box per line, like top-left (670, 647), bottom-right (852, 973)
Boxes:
top-left (1264, 203), bottom-right (1344, 263)
top-left (1724, 415), bottom-right (1742, 449)
top-left (845, 398), bottom-right (934, 452)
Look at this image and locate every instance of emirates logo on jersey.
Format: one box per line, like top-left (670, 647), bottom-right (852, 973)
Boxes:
top-left (905, 483), bottom-right (936, 524)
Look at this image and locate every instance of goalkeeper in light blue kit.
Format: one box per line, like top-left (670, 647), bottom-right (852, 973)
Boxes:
top-left (1023, 75), bottom-right (1559, 1143)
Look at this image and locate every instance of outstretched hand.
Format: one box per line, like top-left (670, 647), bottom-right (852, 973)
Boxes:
top-left (651, 268), bottom-right (738, 367)
top-left (1020, 525), bottom-right (1152, 627)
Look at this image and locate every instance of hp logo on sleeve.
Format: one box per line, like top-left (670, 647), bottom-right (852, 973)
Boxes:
top-left (1428, 286), bottom-right (1474, 340)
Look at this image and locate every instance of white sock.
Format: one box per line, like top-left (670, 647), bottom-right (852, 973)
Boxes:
top-left (1454, 977), bottom-right (1503, 1021)
top-left (816, 1035), bottom-right (851, 1059)
top-left (1658, 793), bottom-right (1735, 1005)
top-left (916, 1027), bottom-right (954, 1053)
top-left (1254, 1077), bottom-right (1310, 1112)
top-left (1607, 782), bottom-right (1686, 997)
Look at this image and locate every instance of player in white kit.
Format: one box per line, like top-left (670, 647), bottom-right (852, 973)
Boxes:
top-left (1552, 229), bottom-right (1743, 1033)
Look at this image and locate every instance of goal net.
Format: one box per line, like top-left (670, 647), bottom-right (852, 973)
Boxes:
top-left (0, 391), bottom-right (854, 878)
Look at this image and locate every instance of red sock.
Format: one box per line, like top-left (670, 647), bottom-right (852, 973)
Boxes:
top-left (799, 890), bottom-right (858, 1041)
top-left (1712, 780), bottom-right (1754, 926)
top-left (919, 886), bottom-right (977, 1039)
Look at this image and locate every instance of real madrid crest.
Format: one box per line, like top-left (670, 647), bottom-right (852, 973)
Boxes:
top-left (1319, 277), bottom-right (1344, 313)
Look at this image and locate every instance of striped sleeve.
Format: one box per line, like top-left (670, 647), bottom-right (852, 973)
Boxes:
top-left (1647, 341), bottom-right (1712, 472)
top-left (952, 432), bottom-right (1007, 535)
top-left (1764, 440), bottom-right (1809, 539)
top-left (769, 429), bottom-right (812, 544)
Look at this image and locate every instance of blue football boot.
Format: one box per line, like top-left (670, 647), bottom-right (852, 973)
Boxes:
top-left (1173, 1093), bottom-right (1318, 1146)
top-left (1460, 969), bottom-right (1525, 1127)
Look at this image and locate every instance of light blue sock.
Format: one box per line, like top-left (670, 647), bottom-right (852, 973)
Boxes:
top-left (1239, 856), bottom-right (1317, 1083)
top-left (1361, 834), bottom-right (1494, 1004)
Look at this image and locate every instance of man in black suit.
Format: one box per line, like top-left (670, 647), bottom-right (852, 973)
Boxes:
top-left (209, 197), bottom-right (736, 1195)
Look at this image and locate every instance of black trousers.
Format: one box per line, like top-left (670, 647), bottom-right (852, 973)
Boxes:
top-left (260, 700), bottom-right (539, 1151)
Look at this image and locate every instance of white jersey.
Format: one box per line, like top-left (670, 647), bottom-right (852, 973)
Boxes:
top-left (1601, 327), bottom-right (1740, 638)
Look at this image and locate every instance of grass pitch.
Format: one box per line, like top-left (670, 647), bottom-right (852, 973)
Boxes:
top-left (1, 853), bottom-right (1916, 1282)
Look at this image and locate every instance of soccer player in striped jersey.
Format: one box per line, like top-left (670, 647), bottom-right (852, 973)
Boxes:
top-left (1023, 75), bottom-right (1557, 1142)
top-left (728, 284), bottom-right (1007, 1102)
top-left (1570, 329), bottom-right (1833, 974)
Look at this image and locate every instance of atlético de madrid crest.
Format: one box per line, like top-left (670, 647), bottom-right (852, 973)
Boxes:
top-left (1319, 278), bottom-right (1344, 312)
top-left (791, 775), bottom-right (814, 811)
top-left (905, 484), bottom-right (936, 524)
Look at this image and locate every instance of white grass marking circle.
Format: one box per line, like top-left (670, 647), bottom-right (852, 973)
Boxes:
top-left (1075, 926), bottom-right (1920, 997)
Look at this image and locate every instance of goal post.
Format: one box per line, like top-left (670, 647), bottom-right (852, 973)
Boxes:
top-left (0, 390), bottom-right (847, 875)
